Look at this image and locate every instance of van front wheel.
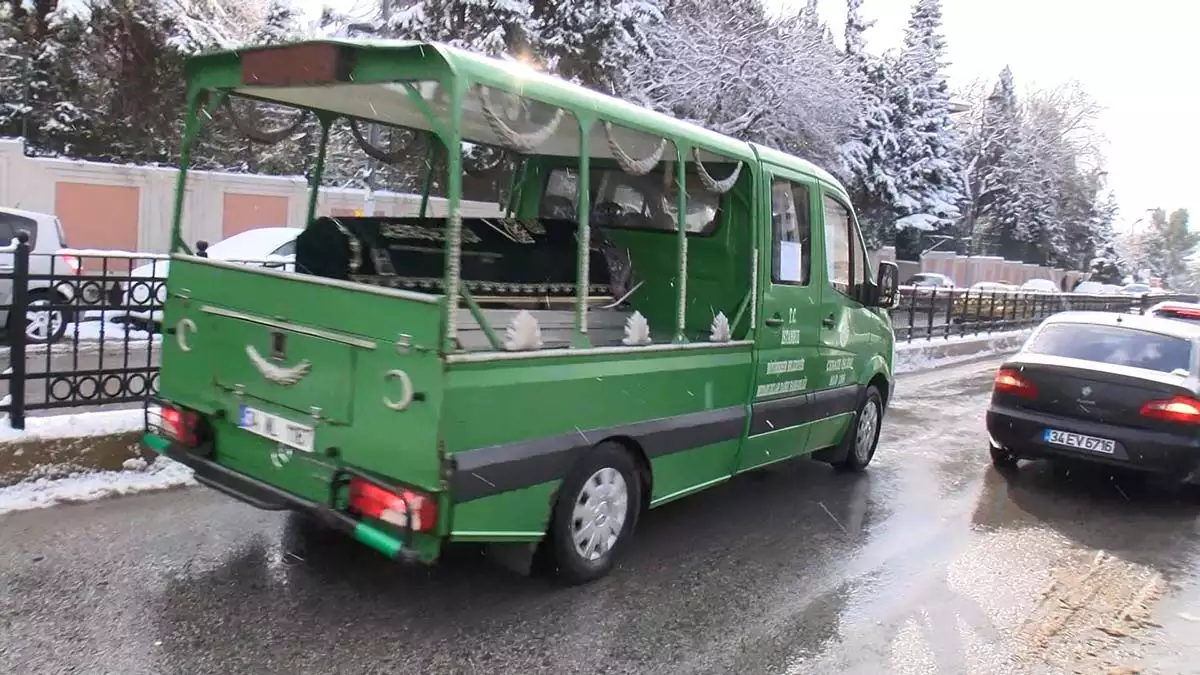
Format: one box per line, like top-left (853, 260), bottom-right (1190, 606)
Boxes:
top-left (833, 386), bottom-right (884, 472)
top-left (544, 443), bottom-right (642, 585)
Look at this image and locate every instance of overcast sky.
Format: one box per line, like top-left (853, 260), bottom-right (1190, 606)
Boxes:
top-left (298, 0), bottom-right (1197, 229)
top-left (790, 0), bottom-right (1198, 231)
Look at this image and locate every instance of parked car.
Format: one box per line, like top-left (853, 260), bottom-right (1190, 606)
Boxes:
top-left (952, 282), bottom-right (1020, 321)
top-left (1119, 282), bottom-right (1152, 296)
top-left (986, 311), bottom-right (1200, 481)
top-left (118, 227), bottom-right (300, 329)
top-left (1020, 278), bottom-right (1059, 294)
top-left (0, 207), bottom-right (81, 344)
top-left (903, 272), bottom-right (955, 289)
top-left (1146, 300), bottom-right (1200, 326)
top-left (1072, 280), bottom-right (1108, 295)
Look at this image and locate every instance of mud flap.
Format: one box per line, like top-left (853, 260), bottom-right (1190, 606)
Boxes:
top-left (485, 541), bottom-right (541, 577)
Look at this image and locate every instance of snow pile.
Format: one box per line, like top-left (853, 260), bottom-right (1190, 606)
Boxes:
top-left (0, 407), bottom-right (147, 443)
top-left (894, 329), bottom-right (1031, 374)
top-left (0, 457), bottom-right (194, 515)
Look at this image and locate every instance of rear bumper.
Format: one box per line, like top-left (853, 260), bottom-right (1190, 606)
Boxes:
top-left (986, 404), bottom-right (1200, 478)
top-left (143, 434), bottom-right (420, 561)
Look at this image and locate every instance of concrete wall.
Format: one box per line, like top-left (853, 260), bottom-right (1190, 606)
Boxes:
top-left (0, 139), bottom-right (499, 254)
top-left (889, 249), bottom-right (1084, 288)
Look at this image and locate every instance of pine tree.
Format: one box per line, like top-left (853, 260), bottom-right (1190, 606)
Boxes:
top-left (890, 0), bottom-right (966, 234)
top-left (971, 66), bottom-right (1025, 258)
top-left (530, 0), bottom-right (661, 94)
top-left (388, 0), bottom-right (533, 56)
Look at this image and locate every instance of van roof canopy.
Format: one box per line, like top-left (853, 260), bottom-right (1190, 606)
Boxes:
top-left (184, 39), bottom-right (845, 190)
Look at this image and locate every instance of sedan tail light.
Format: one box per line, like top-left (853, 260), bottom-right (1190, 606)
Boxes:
top-left (348, 477), bottom-right (437, 533)
top-left (1139, 396), bottom-right (1200, 425)
top-left (994, 367), bottom-right (1037, 399)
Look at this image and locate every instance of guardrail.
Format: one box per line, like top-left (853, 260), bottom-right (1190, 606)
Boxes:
top-left (0, 233), bottom-right (1194, 430)
top-left (887, 286), bottom-right (1197, 341)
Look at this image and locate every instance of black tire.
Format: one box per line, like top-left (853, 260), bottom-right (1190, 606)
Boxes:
top-left (833, 386), bottom-right (884, 472)
top-left (543, 442), bottom-right (642, 585)
top-left (990, 444), bottom-right (1019, 471)
top-left (9, 289), bottom-right (69, 345)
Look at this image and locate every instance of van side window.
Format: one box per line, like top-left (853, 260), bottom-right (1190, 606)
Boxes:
top-left (771, 180), bottom-right (811, 285)
top-left (822, 196), bottom-right (851, 294)
top-left (850, 225), bottom-right (870, 290)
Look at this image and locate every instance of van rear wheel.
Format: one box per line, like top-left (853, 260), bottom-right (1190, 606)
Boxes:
top-left (543, 442), bottom-right (642, 585)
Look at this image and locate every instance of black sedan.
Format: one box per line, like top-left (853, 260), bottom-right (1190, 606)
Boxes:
top-left (986, 311), bottom-right (1200, 481)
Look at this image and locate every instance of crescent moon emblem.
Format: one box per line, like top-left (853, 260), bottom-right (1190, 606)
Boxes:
top-left (176, 318), bottom-right (196, 352)
top-left (383, 369), bottom-right (414, 411)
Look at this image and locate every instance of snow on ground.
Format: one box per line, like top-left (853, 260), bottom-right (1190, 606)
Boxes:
top-left (68, 318), bottom-right (157, 343)
top-left (0, 456), bottom-right (194, 515)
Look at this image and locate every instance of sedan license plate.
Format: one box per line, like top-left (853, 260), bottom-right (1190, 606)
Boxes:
top-left (239, 405), bottom-right (314, 453)
top-left (1043, 428), bottom-right (1116, 455)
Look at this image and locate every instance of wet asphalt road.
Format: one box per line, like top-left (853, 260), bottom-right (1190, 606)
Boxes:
top-left (3, 356), bottom-right (1200, 675)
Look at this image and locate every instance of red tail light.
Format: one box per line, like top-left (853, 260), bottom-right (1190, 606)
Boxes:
top-left (1139, 396), bottom-right (1200, 425)
top-left (994, 367), bottom-right (1037, 398)
top-left (59, 254), bottom-right (82, 275)
top-left (348, 477), bottom-right (437, 533)
top-left (159, 404), bottom-right (202, 446)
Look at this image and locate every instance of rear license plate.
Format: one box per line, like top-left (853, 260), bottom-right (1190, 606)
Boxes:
top-left (239, 405), bottom-right (315, 453)
top-left (1043, 428), bottom-right (1116, 455)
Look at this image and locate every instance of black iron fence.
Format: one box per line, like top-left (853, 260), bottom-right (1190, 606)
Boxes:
top-left (0, 233), bottom-right (1195, 429)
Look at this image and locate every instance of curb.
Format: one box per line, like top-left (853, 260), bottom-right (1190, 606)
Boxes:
top-left (0, 332), bottom-right (1032, 491)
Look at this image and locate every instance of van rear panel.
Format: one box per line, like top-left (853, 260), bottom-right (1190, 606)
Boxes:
top-left (157, 257), bottom-right (446, 503)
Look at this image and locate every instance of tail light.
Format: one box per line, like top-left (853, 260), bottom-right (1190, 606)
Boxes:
top-left (159, 403), bottom-right (203, 446)
top-left (348, 476), bottom-right (437, 533)
top-left (994, 367), bottom-right (1037, 398)
top-left (1139, 396), bottom-right (1200, 425)
top-left (59, 254), bottom-right (82, 275)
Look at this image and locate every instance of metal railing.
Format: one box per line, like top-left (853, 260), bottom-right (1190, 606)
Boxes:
top-left (0, 233), bottom-right (1194, 429)
top-left (888, 285), bottom-right (1198, 341)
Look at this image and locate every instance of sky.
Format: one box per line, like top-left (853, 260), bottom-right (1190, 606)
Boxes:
top-left (790, 0), bottom-right (1198, 232)
top-left (297, 0), bottom-right (1197, 231)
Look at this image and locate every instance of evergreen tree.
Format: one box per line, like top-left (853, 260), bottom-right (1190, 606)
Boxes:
top-left (890, 0), bottom-right (966, 234)
top-left (530, 0), bottom-right (661, 94)
top-left (838, 0), bottom-right (903, 248)
top-left (388, 0), bottom-right (533, 56)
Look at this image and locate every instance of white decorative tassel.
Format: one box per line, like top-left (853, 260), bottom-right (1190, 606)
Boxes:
top-left (622, 311), bottom-right (652, 346)
top-left (504, 310), bottom-right (543, 351)
top-left (709, 312), bottom-right (731, 342)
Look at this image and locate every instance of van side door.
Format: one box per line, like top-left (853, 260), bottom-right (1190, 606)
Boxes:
top-left (738, 171), bottom-right (821, 472)
top-left (807, 190), bottom-right (880, 450)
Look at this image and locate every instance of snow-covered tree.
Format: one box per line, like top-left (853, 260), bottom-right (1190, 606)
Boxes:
top-left (838, 0), bottom-right (903, 247)
top-left (626, 0), bottom-right (860, 168)
top-left (530, 0), bottom-right (661, 93)
top-left (386, 0), bottom-right (533, 55)
top-left (890, 0), bottom-right (966, 234)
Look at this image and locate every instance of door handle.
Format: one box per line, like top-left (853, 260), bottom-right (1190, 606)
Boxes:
top-left (821, 314), bottom-right (835, 328)
top-left (764, 314), bottom-right (784, 327)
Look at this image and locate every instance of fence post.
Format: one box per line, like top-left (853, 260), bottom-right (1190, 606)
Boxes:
top-left (8, 230), bottom-right (30, 430)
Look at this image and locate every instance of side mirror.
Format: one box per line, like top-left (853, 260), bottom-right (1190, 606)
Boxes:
top-left (873, 261), bottom-right (899, 308)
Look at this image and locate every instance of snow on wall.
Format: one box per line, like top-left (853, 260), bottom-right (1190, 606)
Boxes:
top-left (0, 407), bottom-right (148, 443)
top-left (894, 329), bottom-right (1030, 375)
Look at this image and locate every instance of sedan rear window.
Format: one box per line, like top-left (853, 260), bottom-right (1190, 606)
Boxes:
top-left (1025, 323), bottom-right (1194, 375)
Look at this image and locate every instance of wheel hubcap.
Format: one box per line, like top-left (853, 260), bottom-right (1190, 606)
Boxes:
top-left (571, 467), bottom-right (629, 561)
top-left (25, 300), bottom-right (63, 341)
top-left (855, 400), bottom-right (879, 462)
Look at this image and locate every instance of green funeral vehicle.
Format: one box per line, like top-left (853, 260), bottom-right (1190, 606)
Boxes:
top-left (144, 39), bottom-right (902, 584)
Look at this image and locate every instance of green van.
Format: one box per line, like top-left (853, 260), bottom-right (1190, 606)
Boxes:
top-left (144, 39), bottom-right (901, 584)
